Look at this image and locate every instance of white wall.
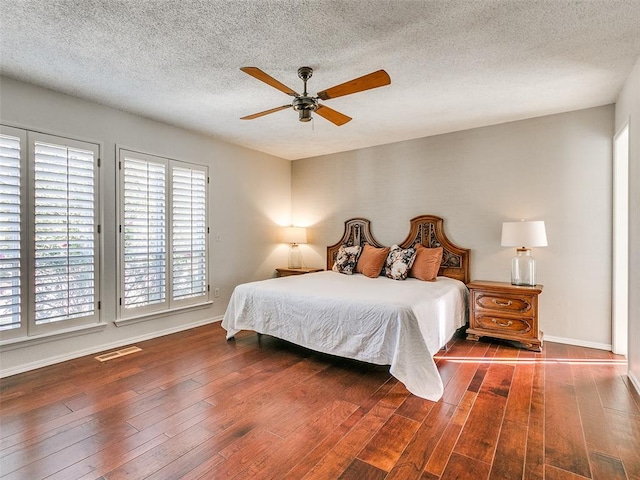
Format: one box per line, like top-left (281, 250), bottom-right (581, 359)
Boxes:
top-left (0, 76), bottom-right (292, 375)
top-left (292, 105), bottom-right (614, 348)
top-left (616, 57), bottom-right (640, 392)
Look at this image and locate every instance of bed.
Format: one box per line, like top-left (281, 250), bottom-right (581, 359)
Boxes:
top-left (222, 215), bottom-right (470, 401)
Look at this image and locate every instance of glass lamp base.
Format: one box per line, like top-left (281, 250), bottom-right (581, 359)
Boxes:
top-left (288, 244), bottom-right (302, 269)
top-left (511, 248), bottom-right (536, 286)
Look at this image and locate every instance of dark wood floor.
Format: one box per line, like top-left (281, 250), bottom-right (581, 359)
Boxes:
top-left (1, 324), bottom-right (639, 480)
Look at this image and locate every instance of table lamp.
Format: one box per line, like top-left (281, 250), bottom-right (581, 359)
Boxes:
top-left (282, 226), bottom-right (307, 269)
top-left (501, 220), bottom-right (547, 286)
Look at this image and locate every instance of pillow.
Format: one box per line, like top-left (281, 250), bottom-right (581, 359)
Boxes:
top-left (384, 245), bottom-right (417, 280)
top-left (410, 245), bottom-right (443, 281)
top-left (356, 244), bottom-right (390, 278)
top-left (332, 244), bottom-right (362, 275)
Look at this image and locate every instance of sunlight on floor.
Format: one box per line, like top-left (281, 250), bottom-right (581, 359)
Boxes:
top-left (434, 357), bottom-right (627, 366)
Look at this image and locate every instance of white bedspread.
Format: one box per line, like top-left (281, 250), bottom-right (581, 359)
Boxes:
top-left (222, 270), bottom-right (468, 401)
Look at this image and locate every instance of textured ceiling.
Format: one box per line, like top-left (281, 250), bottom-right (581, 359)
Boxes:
top-left (1, 0), bottom-right (640, 160)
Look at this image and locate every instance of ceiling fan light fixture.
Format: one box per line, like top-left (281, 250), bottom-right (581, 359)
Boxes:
top-left (299, 110), bottom-right (312, 122)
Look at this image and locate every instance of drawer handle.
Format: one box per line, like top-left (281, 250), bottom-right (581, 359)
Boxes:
top-left (492, 299), bottom-right (513, 307)
top-left (491, 318), bottom-right (513, 327)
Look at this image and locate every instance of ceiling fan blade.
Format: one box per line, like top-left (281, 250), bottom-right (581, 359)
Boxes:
top-left (317, 69), bottom-right (391, 101)
top-left (240, 67), bottom-right (299, 96)
top-left (315, 104), bottom-right (352, 126)
top-left (240, 104), bottom-right (292, 120)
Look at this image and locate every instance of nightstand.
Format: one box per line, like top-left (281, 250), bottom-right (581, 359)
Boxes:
top-left (275, 267), bottom-right (323, 277)
top-left (466, 280), bottom-right (543, 352)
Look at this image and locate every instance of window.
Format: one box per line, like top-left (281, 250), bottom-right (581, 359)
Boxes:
top-left (121, 156), bottom-right (166, 311)
top-left (0, 126), bottom-right (100, 340)
top-left (118, 149), bottom-right (208, 319)
top-left (171, 165), bottom-right (208, 301)
top-left (0, 127), bottom-right (24, 336)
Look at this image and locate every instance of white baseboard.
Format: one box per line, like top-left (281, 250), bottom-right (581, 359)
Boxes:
top-left (0, 316), bottom-right (223, 379)
top-left (543, 334), bottom-right (611, 352)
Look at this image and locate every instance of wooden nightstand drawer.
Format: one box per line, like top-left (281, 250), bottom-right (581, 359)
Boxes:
top-left (473, 292), bottom-right (533, 315)
top-left (474, 313), bottom-right (535, 337)
top-left (466, 280), bottom-right (543, 351)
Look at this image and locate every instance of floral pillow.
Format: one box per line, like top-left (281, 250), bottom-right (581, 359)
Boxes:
top-left (384, 245), bottom-right (417, 280)
top-left (332, 244), bottom-right (362, 275)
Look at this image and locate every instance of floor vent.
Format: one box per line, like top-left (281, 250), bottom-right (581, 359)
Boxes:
top-left (95, 346), bottom-right (142, 362)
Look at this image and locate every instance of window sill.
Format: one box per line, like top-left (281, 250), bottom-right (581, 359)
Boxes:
top-left (115, 301), bottom-right (214, 327)
top-left (0, 322), bottom-right (109, 352)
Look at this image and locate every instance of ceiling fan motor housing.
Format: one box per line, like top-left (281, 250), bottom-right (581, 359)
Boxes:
top-left (293, 96), bottom-right (318, 111)
top-left (293, 95), bottom-right (318, 122)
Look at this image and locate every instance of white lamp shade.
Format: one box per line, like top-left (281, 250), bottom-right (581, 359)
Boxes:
top-left (282, 226), bottom-right (307, 244)
top-left (501, 220), bottom-right (548, 248)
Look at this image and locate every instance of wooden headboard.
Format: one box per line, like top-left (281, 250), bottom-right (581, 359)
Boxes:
top-left (326, 215), bottom-right (470, 284)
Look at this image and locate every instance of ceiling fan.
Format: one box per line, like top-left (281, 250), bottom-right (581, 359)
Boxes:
top-left (240, 66), bottom-right (391, 126)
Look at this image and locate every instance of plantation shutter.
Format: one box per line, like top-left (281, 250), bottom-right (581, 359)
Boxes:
top-left (33, 141), bottom-right (96, 324)
top-left (118, 148), bottom-right (208, 320)
top-left (172, 165), bottom-right (207, 302)
top-left (0, 133), bottom-right (23, 331)
top-left (122, 156), bottom-right (167, 310)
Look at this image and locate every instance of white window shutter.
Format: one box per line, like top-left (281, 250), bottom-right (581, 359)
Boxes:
top-left (118, 149), bottom-right (209, 319)
top-left (122, 156), bottom-right (167, 310)
top-left (0, 133), bottom-right (23, 331)
top-left (172, 165), bottom-right (207, 301)
top-left (33, 141), bottom-right (96, 324)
